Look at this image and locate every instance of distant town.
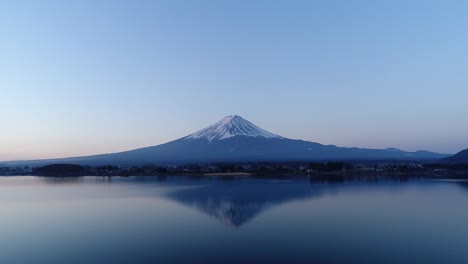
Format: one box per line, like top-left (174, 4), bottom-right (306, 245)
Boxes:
top-left (1, 161), bottom-right (468, 178)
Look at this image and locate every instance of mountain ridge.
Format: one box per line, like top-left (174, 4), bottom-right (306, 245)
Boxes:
top-left (1, 115), bottom-right (451, 166)
top-left (443, 148), bottom-right (468, 164)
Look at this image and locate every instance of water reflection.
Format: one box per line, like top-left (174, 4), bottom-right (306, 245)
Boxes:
top-left (308, 174), bottom-right (411, 184)
top-left (2, 175), bottom-right (468, 263)
top-left (27, 175), bottom-right (436, 229)
top-left (165, 175), bottom-right (413, 227)
top-left (38, 176), bottom-right (84, 184)
top-left (454, 180), bottom-right (468, 191)
top-left (167, 179), bottom-right (317, 227)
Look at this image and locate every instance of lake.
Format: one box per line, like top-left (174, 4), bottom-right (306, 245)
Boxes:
top-left (1, 175), bottom-right (467, 263)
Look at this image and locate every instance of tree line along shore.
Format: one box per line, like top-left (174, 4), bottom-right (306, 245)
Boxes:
top-left (1, 162), bottom-right (467, 178)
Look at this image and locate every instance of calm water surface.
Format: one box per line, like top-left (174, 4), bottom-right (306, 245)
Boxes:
top-left (1, 175), bottom-right (468, 263)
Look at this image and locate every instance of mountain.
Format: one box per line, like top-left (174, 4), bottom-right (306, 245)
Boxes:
top-left (442, 148), bottom-right (468, 164)
top-left (3, 115), bottom-right (450, 166)
top-left (182, 115), bottom-right (284, 142)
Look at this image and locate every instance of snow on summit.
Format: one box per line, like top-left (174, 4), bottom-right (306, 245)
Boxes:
top-left (183, 115), bottom-right (284, 142)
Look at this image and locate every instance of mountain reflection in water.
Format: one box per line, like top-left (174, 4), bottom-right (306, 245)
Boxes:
top-left (2, 175), bottom-right (468, 263)
top-left (165, 175), bottom-right (412, 227)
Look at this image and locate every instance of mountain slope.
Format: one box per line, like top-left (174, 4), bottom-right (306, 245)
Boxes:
top-left (182, 115), bottom-right (283, 141)
top-left (442, 148), bottom-right (468, 164)
top-left (3, 115), bottom-right (450, 166)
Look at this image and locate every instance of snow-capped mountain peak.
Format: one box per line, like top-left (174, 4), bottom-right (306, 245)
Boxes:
top-left (183, 115), bottom-right (284, 142)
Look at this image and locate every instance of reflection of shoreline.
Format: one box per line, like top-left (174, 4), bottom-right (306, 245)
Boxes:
top-left (308, 174), bottom-right (412, 184)
top-left (38, 176), bottom-right (84, 184)
top-left (203, 172), bottom-right (253, 177)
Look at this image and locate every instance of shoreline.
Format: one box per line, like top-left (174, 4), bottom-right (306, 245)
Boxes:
top-left (2, 172), bottom-right (468, 180)
top-left (203, 172), bottom-right (253, 177)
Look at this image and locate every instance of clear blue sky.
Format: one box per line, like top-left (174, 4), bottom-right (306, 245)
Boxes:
top-left (1, 0), bottom-right (467, 160)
